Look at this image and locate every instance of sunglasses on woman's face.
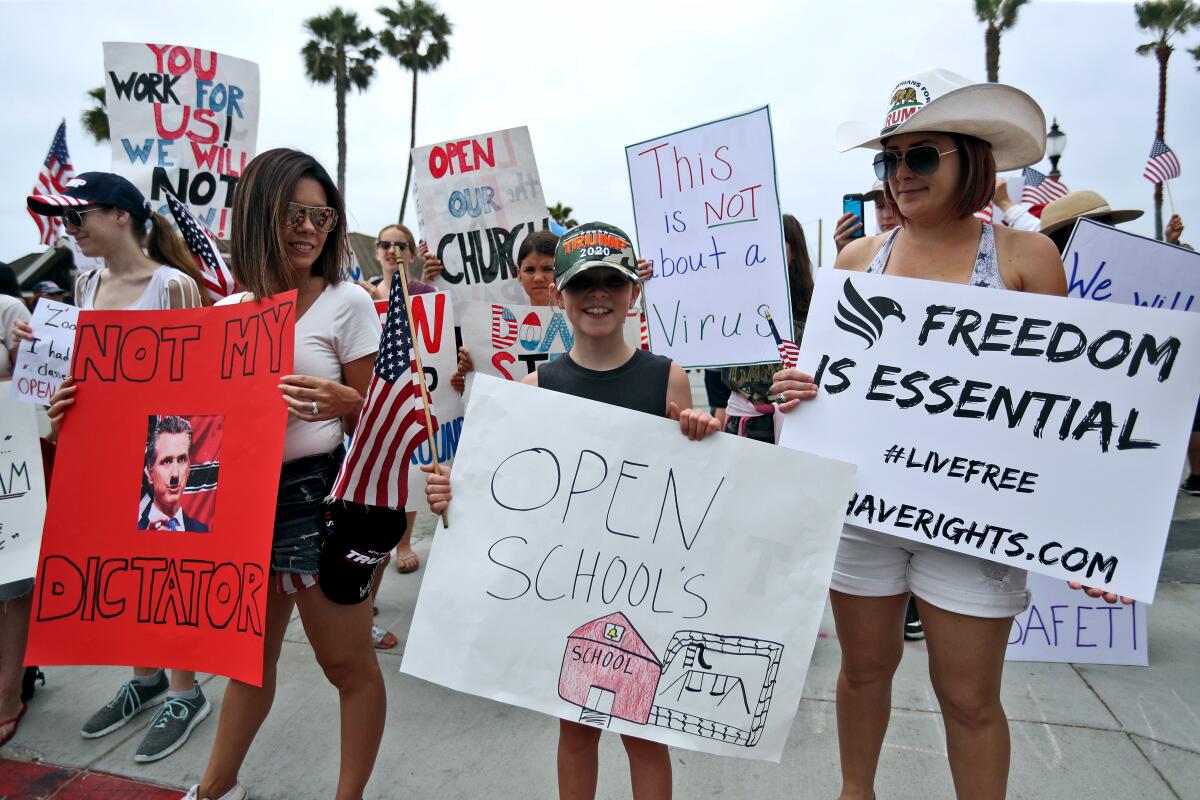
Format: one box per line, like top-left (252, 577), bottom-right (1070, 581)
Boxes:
top-left (376, 240), bottom-right (410, 252)
top-left (284, 202), bottom-right (338, 233)
top-left (873, 145), bottom-right (959, 181)
top-left (63, 206), bottom-right (108, 227)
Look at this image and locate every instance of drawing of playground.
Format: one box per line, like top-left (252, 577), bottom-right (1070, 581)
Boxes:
top-left (557, 612), bottom-right (784, 747)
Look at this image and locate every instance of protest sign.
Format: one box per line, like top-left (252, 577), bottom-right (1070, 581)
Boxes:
top-left (26, 294), bottom-right (295, 685)
top-left (413, 126), bottom-right (551, 305)
top-left (0, 398), bottom-right (47, 585)
top-left (374, 291), bottom-right (465, 497)
top-left (103, 42), bottom-right (260, 239)
top-left (626, 107), bottom-right (790, 368)
top-left (11, 299), bottom-right (79, 405)
top-left (1063, 218), bottom-right (1200, 311)
top-left (458, 301), bottom-right (642, 381)
top-left (779, 270), bottom-right (1200, 602)
top-left (1005, 573), bottom-right (1147, 666)
top-left (401, 376), bottom-right (856, 762)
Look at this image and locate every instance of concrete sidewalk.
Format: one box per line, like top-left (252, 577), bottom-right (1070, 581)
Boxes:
top-left (4, 498), bottom-right (1198, 799)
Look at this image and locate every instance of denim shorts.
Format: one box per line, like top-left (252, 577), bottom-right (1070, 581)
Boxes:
top-left (272, 447), bottom-right (344, 576)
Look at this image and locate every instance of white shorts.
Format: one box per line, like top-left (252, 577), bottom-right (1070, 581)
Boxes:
top-left (830, 524), bottom-right (1031, 619)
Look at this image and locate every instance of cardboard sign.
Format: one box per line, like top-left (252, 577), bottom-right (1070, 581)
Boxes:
top-left (401, 376), bottom-right (856, 762)
top-left (458, 302), bottom-right (643, 381)
top-left (413, 126), bottom-right (551, 305)
top-left (0, 398), bottom-right (47, 585)
top-left (374, 291), bottom-right (465, 498)
top-left (779, 270), bottom-right (1200, 602)
top-left (1063, 218), bottom-right (1200, 311)
top-left (1006, 573), bottom-right (1148, 666)
top-left (11, 300), bottom-right (79, 406)
top-left (26, 294), bottom-right (295, 685)
top-left (626, 107), bottom-right (791, 369)
top-left (103, 42), bottom-right (260, 238)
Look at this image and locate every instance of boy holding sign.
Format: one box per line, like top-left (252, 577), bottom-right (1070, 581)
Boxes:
top-left (426, 222), bottom-right (718, 800)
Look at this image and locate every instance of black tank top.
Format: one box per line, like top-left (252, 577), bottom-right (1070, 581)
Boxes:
top-left (536, 348), bottom-right (672, 418)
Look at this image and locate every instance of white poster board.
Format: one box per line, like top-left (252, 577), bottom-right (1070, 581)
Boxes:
top-left (374, 292), bottom-right (466, 499)
top-left (1063, 218), bottom-right (1200, 311)
top-left (459, 302), bottom-right (642, 381)
top-left (104, 42), bottom-right (260, 239)
top-left (0, 398), bottom-right (47, 585)
top-left (626, 107), bottom-right (790, 369)
top-left (401, 376), bottom-right (856, 762)
top-left (413, 126), bottom-right (551, 306)
top-left (779, 270), bottom-right (1200, 602)
top-left (1006, 573), bottom-right (1148, 666)
top-left (10, 300), bottom-right (79, 406)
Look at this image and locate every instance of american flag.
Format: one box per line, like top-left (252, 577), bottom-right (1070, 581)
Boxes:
top-left (330, 273), bottom-right (432, 509)
top-left (491, 304), bottom-right (518, 347)
top-left (974, 203), bottom-right (994, 224)
top-left (1143, 138), bottom-right (1182, 184)
top-left (760, 306), bottom-right (799, 368)
top-left (28, 121), bottom-right (74, 246)
top-left (164, 190), bottom-right (236, 301)
top-left (1020, 168), bottom-right (1069, 205)
top-left (638, 310), bottom-right (650, 350)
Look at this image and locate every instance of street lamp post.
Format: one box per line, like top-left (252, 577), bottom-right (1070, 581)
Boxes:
top-left (1046, 118), bottom-right (1067, 180)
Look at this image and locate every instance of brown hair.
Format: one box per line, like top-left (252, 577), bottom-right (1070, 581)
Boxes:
top-left (782, 214), bottom-right (814, 337)
top-left (881, 133), bottom-right (996, 221)
top-left (230, 148), bottom-right (347, 298)
top-left (135, 212), bottom-right (212, 305)
top-left (517, 230), bottom-right (559, 265)
top-left (377, 223), bottom-right (416, 252)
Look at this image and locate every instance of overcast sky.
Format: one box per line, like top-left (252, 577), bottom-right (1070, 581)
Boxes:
top-left (2, 0), bottom-right (1197, 266)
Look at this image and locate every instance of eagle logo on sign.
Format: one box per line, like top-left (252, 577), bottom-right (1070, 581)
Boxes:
top-left (834, 279), bottom-right (905, 349)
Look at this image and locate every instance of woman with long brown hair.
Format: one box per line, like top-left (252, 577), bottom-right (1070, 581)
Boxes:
top-left (184, 149), bottom-right (387, 800)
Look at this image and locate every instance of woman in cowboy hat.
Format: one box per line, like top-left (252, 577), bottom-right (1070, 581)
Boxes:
top-left (773, 67), bottom-right (1066, 800)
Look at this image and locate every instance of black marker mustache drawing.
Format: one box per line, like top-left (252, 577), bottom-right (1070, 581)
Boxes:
top-left (835, 279), bottom-right (906, 349)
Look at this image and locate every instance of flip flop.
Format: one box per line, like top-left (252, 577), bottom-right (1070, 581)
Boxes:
top-left (394, 550), bottom-right (419, 574)
top-left (0, 703), bottom-right (27, 748)
top-left (372, 625), bottom-right (398, 650)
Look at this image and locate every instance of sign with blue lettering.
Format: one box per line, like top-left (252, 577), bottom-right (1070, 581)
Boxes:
top-left (1062, 218), bottom-right (1200, 311)
top-left (1006, 573), bottom-right (1147, 666)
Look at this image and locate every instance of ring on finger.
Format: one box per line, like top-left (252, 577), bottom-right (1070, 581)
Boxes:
top-left (311, 401), bottom-right (319, 416)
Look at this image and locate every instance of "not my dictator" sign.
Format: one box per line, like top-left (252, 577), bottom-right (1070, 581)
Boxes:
top-left (780, 270), bottom-right (1200, 602)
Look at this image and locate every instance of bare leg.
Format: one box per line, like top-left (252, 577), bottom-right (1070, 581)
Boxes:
top-left (0, 593), bottom-right (33, 739)
top-left (195, 587), bottom-right (295, 798)
top-left (622, 735), bottom-right (671, 800)
top-left (558, 719), bottom-right (601, 800)
top-left (1189, 432), bottom-right (1200, 474)
top-left (394, 510), bottom-right (418, 570)
top-left (170, 670), bottom-right (197, 693)
top-left (296, 587), bottom-right (385, 800)
top-left (918, 598), bottom-right (1013, 800)
top-left (830, 590), bottom-right (908, 800)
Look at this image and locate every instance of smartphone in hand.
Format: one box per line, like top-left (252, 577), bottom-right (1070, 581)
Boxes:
top-left (843, 193), bottom-right (866, 239)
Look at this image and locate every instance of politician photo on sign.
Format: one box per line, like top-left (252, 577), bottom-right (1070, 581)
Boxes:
top-left (136, 414), bottom-right (222, 532)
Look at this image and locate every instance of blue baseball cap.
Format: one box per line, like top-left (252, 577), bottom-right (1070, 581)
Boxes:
top-left (27, 172), bottom-right (151, 223)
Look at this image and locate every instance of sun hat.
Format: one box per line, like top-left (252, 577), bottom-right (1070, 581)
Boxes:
top-left (1039, 190), bottom-right (1144, 236)
top-left (554, 221), bottom-right (640, 290)
top-left (863, 180), bottom-right (885, 202)
top-left (27, 172), bottom-right (152, 223)
top-left (835, 67), bottom-right (1047, 172)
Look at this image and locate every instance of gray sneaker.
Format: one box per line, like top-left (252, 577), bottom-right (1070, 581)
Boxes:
top-left (81, 671), bottom-right (169, 738)
top-left (134, 687), bottom-right (211, 762)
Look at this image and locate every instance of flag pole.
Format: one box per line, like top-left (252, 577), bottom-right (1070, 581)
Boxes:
top-left (395, 262), bottom-right (449, 528)
top-left (1165, 179), bottom-right (1177, 215)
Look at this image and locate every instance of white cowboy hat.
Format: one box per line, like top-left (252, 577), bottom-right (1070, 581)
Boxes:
top-left (836, 67), bottom-right (1047, 171)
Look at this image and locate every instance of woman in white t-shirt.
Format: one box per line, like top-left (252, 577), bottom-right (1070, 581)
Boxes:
top-left (21, 172), bottom-right (211, 763)
top-left (185, 149), bottom-right (385, 800)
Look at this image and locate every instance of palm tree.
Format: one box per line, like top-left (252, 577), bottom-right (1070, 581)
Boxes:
top-left (1135, 0), bottom-right (1200, 238)
top-left (1191, 43), bottom-right (1200, 67)
top-left (973, 0), bottom-right (1031, 82)
top-left (81, 87), bottom-right (109, 144)
top-left (378, 0), bottom-right (452, 224)
top-left (548, 202), bottom-right (578, 229)
top-left (301, 8), bottom-right (381, 196)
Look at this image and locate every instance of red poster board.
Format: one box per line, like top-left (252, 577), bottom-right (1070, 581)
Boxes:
top-left (26, 293), bottom-right (296, 686)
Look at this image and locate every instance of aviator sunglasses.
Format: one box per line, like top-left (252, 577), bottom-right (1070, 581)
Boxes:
top-left (63, 206), bottom-right (109, 227)
top-left (376, 240), bottom-right (410, 252)
top-left (873, 145), bottom-right (959, 181)
top-left (285, 202), bottom-right (338, 233)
